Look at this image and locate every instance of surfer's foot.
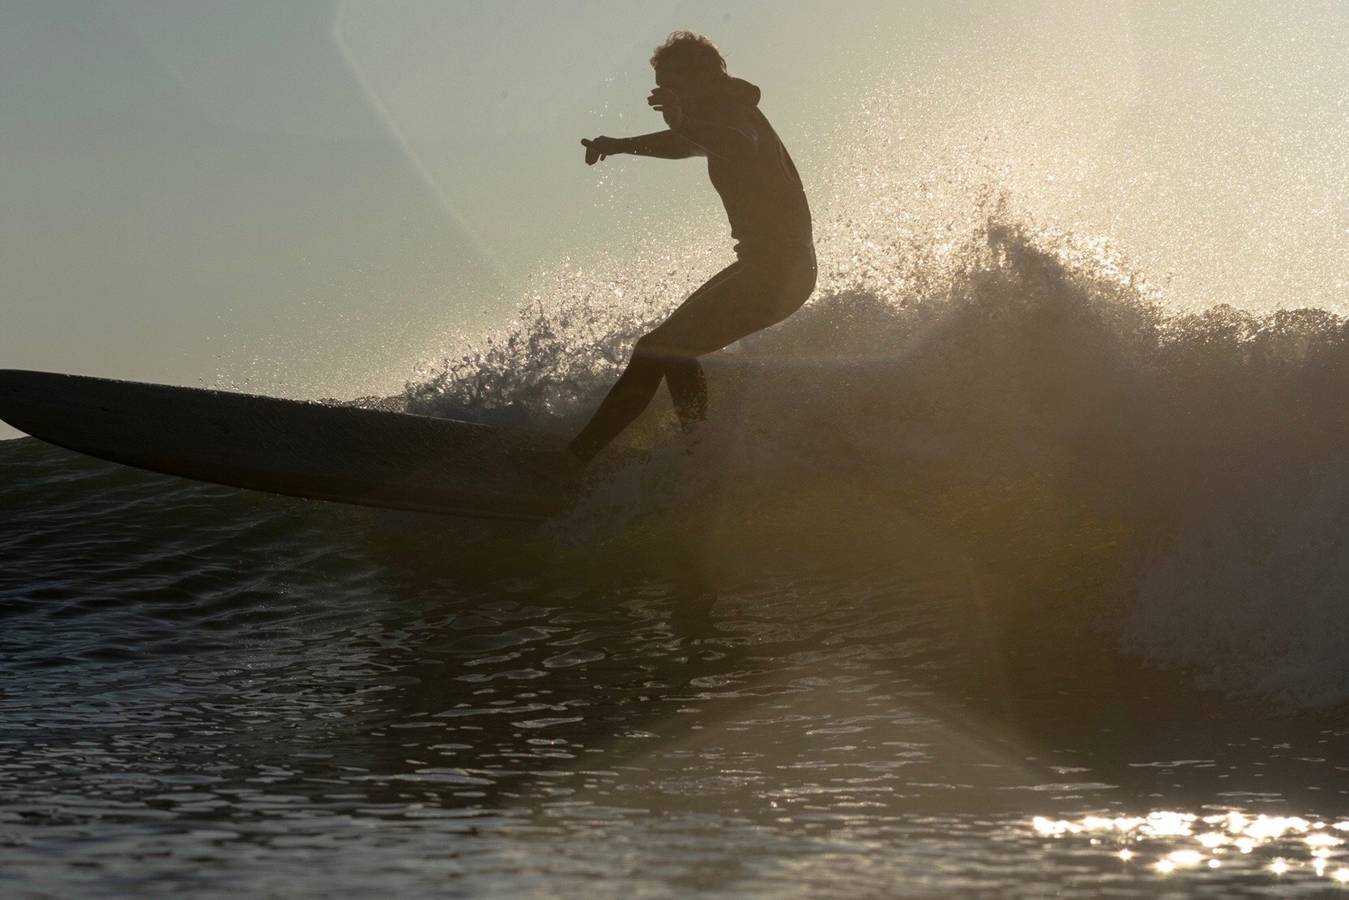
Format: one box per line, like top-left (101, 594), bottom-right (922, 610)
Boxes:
top-left (566, 433), bottom-right (600, 465)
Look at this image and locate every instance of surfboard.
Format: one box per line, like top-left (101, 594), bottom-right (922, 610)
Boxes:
top-left (0, 369), bottom-right (576, 521)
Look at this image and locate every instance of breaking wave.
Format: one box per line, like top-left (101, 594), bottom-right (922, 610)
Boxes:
top-left (399, 195), bottom-right (1349, 707)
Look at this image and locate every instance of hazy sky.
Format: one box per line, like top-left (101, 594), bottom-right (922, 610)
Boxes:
top-left (3, 1), bottom-right (1346, 439)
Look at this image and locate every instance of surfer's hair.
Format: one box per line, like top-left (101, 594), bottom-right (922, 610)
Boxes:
top-left (650, 31), bottom-right (726, 75)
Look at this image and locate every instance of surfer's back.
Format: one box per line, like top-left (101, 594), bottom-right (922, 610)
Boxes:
top-left (697, 77), bottom-right (814, 258)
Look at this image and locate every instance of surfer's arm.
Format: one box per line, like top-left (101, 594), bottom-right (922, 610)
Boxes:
top-left (672, 114), bottom-right (758, 161)
top-left (621, 130), bottom-right (705, 159)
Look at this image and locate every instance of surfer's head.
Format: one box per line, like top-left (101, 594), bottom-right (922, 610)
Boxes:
top-left (651, 31), bottom-right (726, 101)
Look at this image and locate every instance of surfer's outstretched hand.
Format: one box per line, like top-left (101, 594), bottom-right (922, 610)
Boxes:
top-left (581, 136), bottom-right (621, 165)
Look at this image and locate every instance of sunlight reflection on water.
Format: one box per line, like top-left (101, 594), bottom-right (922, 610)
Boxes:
top-left (1032, 810), bottom-right (1349, 887)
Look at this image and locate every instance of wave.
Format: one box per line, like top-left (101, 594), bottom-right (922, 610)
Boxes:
top-left (398, 196), bottom-right (1349, 707)
top-left (7, 193), bottom-right (1347, 707)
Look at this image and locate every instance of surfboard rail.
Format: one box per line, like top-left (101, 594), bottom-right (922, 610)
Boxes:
top-left (0, 369), bottom-right (570, 521)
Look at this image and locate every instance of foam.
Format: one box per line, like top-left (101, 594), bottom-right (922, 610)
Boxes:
top-left (398, 198), bottom-right (1349, 707)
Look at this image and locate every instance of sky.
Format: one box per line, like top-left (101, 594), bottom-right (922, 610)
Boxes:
top-left (3, 0), bottom-right (1346, 440)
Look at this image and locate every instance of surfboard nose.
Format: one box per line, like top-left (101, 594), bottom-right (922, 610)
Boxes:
top-left (0, 369), bottom-right (574, 521)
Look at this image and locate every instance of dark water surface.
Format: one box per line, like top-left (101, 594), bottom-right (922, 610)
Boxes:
top-left (4, 436), bottom-right (1349, 898)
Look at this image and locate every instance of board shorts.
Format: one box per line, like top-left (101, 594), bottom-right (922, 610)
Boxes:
top-left (642, 244), bottom-right (817, 359)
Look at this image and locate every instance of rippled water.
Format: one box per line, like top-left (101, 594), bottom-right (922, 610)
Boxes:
top-left (5, 437), bottom-right (1349, 898)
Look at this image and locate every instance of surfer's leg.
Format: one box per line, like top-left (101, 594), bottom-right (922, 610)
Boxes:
top-left (649, 250), bottom-right (817, 358)
top-left (567, 261), bottom-right (742, 461)
top-left (567, 252), bottom-right (815, 461)
top-left (653, 250), bottom-right (815, 432)
top-left (567, 342), bottom-right (669, 461)
top-left (664, 355), bottom-right (708, 429)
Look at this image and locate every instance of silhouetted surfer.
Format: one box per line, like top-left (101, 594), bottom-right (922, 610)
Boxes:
top-left (566, 31), bottom-right (816, 463)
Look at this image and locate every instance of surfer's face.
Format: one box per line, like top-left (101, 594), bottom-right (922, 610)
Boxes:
top-left (655, 58), bottom-right (716, 103)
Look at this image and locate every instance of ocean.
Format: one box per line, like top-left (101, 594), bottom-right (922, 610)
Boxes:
top-left (5, 207), bottom-right (1349, 897)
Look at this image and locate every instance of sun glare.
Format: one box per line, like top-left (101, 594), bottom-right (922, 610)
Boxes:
top-left (1033, 810), bottom-right (1349, 886)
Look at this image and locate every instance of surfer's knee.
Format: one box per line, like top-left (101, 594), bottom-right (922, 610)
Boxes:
top-left (634, 331), bottom-right (694, 366)
top-left (633, 332), bottom-right (674, 364)
top-left (632, 333), bottom-right (657, 357)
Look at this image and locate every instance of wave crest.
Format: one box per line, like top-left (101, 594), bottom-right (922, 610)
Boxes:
top-left (401, 199), bottom-right (1349, 706)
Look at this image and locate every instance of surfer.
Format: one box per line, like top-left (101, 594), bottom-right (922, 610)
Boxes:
top-left (565, 31), bottom-right (816, 463)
